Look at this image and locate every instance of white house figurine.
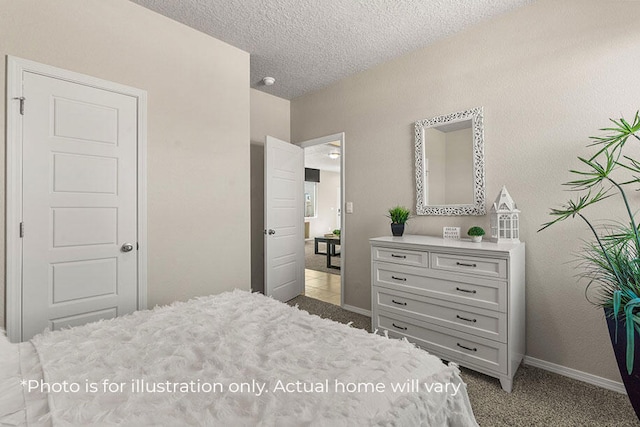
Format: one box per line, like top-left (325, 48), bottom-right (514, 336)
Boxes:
top-left (490, 186), bottom-right (520, 243)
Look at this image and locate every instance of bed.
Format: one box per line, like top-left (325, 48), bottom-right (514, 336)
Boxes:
top-left (1, 290), bottom-right (478, 426)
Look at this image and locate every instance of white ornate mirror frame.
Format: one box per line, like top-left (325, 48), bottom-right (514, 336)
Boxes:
top-left (415, 106), bottom-right (485, 215)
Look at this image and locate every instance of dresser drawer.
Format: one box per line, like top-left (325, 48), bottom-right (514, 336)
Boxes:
top-left (377, 312), bottom-right (507, 374)
top-left (373, 247), bottom-right (428, 268)
top-left (431, 252), bottom-right (507, 279)
top-left (375, 287), bottom-right (506, 342)
top-left (371, 236), bottom-right (525, 393)
top-left (373, 262), bottom-right (507, 312)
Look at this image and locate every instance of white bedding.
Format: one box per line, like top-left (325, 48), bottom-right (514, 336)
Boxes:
top-left (3, 290), bottom-right (477, 426)
top-left (0, 336), bottom-right (50, 426)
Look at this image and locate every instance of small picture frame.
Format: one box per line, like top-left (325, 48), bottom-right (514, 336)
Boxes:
top-left (443, 227), bottom-right (461, 240)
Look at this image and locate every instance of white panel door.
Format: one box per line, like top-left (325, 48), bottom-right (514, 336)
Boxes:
top-left (264, 136), bottom-right (304, 302)
top-left (21, 71), bottom-right (138, 340)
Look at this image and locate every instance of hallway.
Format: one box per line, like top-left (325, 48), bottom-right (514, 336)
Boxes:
top-left (304, 269), bottom-right (340, 306)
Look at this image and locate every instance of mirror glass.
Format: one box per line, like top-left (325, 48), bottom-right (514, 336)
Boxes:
top-left (304, 181), bottom-right (318, 218)
top-left (415, 107), bottom-right (485, 215)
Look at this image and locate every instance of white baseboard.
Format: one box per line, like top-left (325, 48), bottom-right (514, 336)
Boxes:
top-left (336, 306), bottom-right (626, 394)
top-left (342, 304), bottom-right (371, 317)
top-left (523, 355), bottom-right (626, 394)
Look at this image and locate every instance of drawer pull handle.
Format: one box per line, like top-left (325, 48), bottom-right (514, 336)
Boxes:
top-left (456, 315), bottom-right (477, 323)
top-left (456, 262), bottom-right (477, 268)
top-left (391, 299), bottom-right (407, 306)
top-left (457, 343), bottom-right (477, 352)
top-left (391, 275), bottom-right (407, 282)
top-left (392, 323), bottom-right (407, 331)
top-left (391, 254), bottom-right (407, 259)
top-left (455, 287), bottom-right (477, 294)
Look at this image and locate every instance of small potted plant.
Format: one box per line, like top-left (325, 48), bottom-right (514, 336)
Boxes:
top-left (387, 206), bottom-right (411, 236)
top-left (467, 226), bottom-right (485, 243)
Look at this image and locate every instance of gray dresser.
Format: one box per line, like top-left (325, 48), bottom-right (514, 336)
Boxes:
top-left (370, 235), bottom-right (525, 392)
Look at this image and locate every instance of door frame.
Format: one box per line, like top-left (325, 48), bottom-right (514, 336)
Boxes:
top-left (298, 132), bottom-right (345, 306)
top-left (5, 56), bottom-right (148, 342)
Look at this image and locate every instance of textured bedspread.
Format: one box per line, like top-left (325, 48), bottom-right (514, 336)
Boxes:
top-left (0, 339), bottom-right (50, 426)
top-left (25, 290), bottom-right (477, 426)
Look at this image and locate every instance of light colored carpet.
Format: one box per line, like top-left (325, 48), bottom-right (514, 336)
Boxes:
top-left (287, 295), bottom-right (640, 426)
top-left (304, 240), bottom-right (340, 276)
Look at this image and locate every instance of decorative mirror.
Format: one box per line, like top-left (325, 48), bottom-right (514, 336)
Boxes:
top-left (414, 106), bottom-right (485, 215)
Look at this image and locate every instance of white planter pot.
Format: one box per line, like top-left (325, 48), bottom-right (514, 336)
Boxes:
top-left (470, 236), bottom-right (483, 243)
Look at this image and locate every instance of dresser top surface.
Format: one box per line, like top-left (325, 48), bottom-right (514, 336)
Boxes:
top-left (370, 234), bottom-right (524, 254)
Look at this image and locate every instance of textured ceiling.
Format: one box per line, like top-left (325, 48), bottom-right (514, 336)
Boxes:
top-left (305, 140), bottom-right (342, 173)
top-left (131, 0), bottom-right (533, 100)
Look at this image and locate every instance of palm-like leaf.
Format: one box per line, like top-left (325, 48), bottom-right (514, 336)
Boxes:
top-left (538, 189), bottom-right (611, 232)
top-left (589, 112), bottom-right (640, 159)
top-left (616, 156), bottom-right (640, 186)
top-left (540, 111), bottom-right (640, 373)
top-left (565, 152), bottom-right (617, 189)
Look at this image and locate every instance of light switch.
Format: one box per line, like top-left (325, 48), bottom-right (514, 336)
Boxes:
top-left (346, 202), bottom-right (354, 214)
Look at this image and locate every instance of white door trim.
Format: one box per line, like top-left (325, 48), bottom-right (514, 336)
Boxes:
top-left (5, 56), bottom-right (148, 342)
top-left (298, 132), bottom-right (346, 306)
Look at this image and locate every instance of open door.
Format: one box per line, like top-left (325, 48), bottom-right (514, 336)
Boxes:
top-left (264, 136), bottom-right (304, 301)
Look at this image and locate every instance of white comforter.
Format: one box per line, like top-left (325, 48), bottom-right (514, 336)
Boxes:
top-left (4, 290), bottom-right (477, 426)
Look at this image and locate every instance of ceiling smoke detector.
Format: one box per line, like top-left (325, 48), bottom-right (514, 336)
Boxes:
top-left (262, 77), bottom-right (275, 86)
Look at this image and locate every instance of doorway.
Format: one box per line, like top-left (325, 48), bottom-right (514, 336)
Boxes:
top-left (299, 133), bottom-right (345, 307)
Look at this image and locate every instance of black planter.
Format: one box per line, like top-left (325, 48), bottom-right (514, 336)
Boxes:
top-left (391, 223), bottom-right (405, 236)
top-left (605, 308), bottom-right (640, 419)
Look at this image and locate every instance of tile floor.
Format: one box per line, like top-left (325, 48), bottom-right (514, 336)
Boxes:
top-left (304, 269), bottom-right (341, 306)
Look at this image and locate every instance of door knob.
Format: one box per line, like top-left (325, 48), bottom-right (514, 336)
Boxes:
top-left (268, 229), bottom-right (276, 235)
top-left (121, 243), bottom-right (134, 253)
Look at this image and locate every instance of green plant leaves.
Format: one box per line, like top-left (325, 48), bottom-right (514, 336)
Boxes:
top-left (538, 188), bottom-right (610, 232)
top-left (467, 226), bottom-right (485, 236)
top-left (565, 151), bottom-right (616, 190)
top-left (589, 111), bottom-right (640, 160)
top-left (540, 110), bottom-right (640, 373)
top-left (387, 206), bottom-right (410, 224)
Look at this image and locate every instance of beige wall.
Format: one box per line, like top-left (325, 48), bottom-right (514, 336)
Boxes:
top-left (307, 170), bottom-right (341, 238)
top-left (291, 0), bottom-right (640, 381)
top-left (250, 89), bottom-right (291, 293)
top-left (0, 0), bottom-right (251, 327)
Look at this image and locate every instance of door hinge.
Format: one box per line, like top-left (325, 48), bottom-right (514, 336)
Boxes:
top-left (19, 222), bottom-right (24, 238)
top-left (13, 97), bottom-right (25, 115)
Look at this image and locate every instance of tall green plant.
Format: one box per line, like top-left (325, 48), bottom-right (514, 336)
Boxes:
top-left (539, 112), bottom-right (640, 374)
